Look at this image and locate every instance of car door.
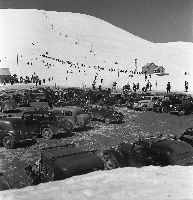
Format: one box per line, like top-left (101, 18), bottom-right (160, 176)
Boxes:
top-left (24, 113), bottom-right (41, 133)
top-left (129, 144), bottom-right (149, 167)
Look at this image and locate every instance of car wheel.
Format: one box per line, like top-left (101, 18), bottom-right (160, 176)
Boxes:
top-left (178, 110), bottom-right (185, 116)
top-left (104, 116), bottom-right (111, 124)
top-left (103, 154), bottom-right (117, 170)
top-left (141, 106), bottom-right (147, 111)
top-left (3, 136), bottom-right (15, 149)
top-left (41, 127), bottom-right (54, 139)
top-left (161, 107), bottom-right (168, 113)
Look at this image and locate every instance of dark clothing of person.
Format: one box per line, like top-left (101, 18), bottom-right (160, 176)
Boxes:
top-left (166, 82), bottom-right (171, 93)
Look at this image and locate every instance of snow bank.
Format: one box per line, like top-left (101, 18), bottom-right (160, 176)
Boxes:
top-left (0, 166), bottom-right (193, 200)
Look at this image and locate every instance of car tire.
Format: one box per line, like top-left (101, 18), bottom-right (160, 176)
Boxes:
top-left (3, 136), bottom-right (15, 149)
top-left (103, 154), bottom-right (117, 170)
top-left (41, 127), bottom-right (54, 139)
top-left (141, 106), bottom-right (147, 111)
top-left (161, 107), bottom-right (168, 113)
top-left (104, 116), bottom-right (111, 124)
top-left (178, 110), bottom-right (185, 116)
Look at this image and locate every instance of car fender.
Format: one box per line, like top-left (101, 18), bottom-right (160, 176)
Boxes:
top-left (102, 149), bottom-right (126, 167)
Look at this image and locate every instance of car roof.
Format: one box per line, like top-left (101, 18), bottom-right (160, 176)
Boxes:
top-left (23, 110), bottom-right (53, 115)
top-left (53, 106), bottom-right (83, 112)
top-left (42, 146), bottom-right (85, 160)
top-left (0, 117), bottom-right (23, 123)
top-left (151, 140), bottom-right (193, 154)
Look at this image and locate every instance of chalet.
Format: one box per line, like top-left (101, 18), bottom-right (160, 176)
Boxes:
top-left (0, 68), bottom-right (11, 83)
top-left (154, 66), bottom-right (165, 75)
top-left (141, 63), bottom-right (158, 74)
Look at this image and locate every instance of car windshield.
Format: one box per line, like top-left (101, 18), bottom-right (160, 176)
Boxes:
top-left (12, 120), bottom-right (25, 130)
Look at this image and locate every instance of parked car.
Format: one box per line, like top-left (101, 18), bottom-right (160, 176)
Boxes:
top-left (0, 100), bottom-right (21, 113)
top-left (133, 96), bottom-right (163, 111)
top-left (52, 106), bottom-right (90, 130)
top-left (86, 105), bottom-right (124, 124)
top-left (0, 173), bottom-right (11, 191)
top-left (21, 110), bottom-right (73, 139)
top-left (153, 94), bottom-right (187, 113)
top-left (102, 137), bottom-right (193, 169)
top-left (179, 128), bottom-right (193, 146)
top-left (0, 117), bottom-right (34, 149)
top-left (169, 98), bottom-right (193, 116)
top-left (25, 144), bottom-right (104, 186)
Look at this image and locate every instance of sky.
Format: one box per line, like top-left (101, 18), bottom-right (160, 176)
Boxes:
top-left (0, 0), bottom-right (192, 43)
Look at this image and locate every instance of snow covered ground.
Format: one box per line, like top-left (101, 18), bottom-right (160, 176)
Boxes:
top-left (0, 166), bottom-right (193, 200)
top-left (0, 9), bottom-right (192, 92)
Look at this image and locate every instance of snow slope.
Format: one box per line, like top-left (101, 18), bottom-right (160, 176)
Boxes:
top-left (0, 9), bottom-right (192, 91)
top-left (0, 166), bottom-right (193, 200)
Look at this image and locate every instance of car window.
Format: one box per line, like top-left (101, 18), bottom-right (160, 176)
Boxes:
top-left (23, 113), bottom-right (33, 121)
top-left (33, 114), bottom-right (43, 121)
top-left (65, 111), bottom-right (72, 116)
top-left (44, 113), bottom-right (55, 121)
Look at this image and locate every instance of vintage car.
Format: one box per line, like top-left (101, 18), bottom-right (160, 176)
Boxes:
top-left (133, 96), bottom-right (163, 111)
top-left (28, 88), bottom-right (47, 102)
top-left (21, 110), bottom-right (73, 139)
top-left (25, 144), bottom-right (104, 186)
top-left (102, 137), bottom-right (193, 169)
top-left (103, 93), bottom-right (128, 107)
top-left (153, 94), bottom-right (187, 113)
top-left (0, 117), bottom-right (34, 149)
top-left (86, 105), bottom-right (124, 124)
top-left (0, 173), bottom-right (11, 191)
top-left (169, 98), bottom-right (193, 116)
top-left (52, 106), bottom-right (90, 130)
top-left (179, 128), bottom-right (193, 146)
top-left (0, 100), bottom-right (21, 113)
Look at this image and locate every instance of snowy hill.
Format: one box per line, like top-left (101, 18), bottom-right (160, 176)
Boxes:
top-left (0, 166), bottom-right (193, 200)
top-left (0, 9), bottom-right (192, 91)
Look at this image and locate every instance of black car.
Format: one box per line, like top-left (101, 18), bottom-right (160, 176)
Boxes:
top-left (153, 94), bottom-right (187, 113)
top-left (25, 144), bottom-right (104, 186)
top-left (86, 105), bottom-right (124, 124)
top-left (169, 98), bottom-right (193, 116)
top-left (0, 117), bottom-right (34, 149)
top-left (179, 128), bottom-right (193, 146)
top-left (0, 100), bottom-right (21, 113)
top-left (102, 137), bottom-right (193, 169)
top-left (21, 110), bottom-right (73, 139)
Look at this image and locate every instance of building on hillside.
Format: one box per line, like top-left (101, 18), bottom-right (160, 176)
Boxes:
top-left (153, 66), bottom-right (165, 75)
top-left (141, 63), bottom-right (158, 74)
top-left (0, 68), bottom-right (11, 83)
